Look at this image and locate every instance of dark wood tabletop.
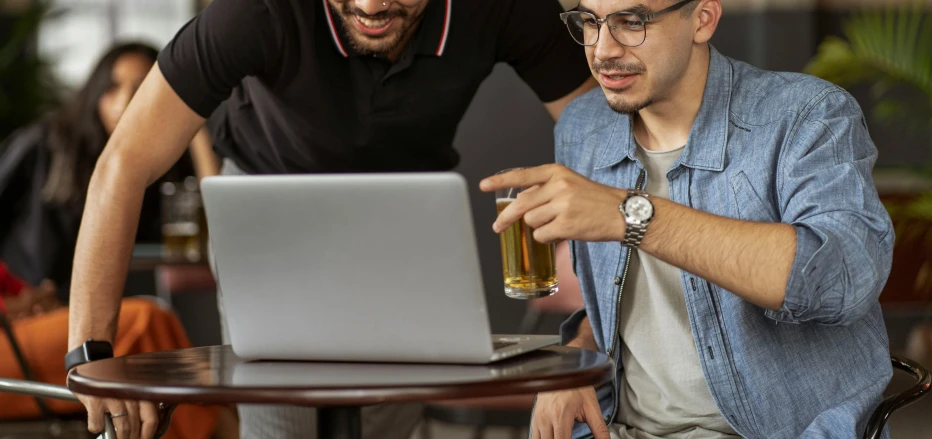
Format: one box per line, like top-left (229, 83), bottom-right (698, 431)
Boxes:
top-left (68, 345), bottom-right (614, 407)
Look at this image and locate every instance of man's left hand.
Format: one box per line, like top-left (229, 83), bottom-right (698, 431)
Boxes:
top-left (480, 164), bottom-right (628, 243)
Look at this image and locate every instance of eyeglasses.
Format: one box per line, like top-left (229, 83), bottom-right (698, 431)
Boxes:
top-left (559, 0), bottom-right (699, 47)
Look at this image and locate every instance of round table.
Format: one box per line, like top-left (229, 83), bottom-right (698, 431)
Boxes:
top-left (68, 345), bottom-right (614, 439)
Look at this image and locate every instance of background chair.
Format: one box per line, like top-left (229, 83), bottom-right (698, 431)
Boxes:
top-left (0, 312), bottom-right (114, 438)
top-left (0, 312), bottom-right (180, 439)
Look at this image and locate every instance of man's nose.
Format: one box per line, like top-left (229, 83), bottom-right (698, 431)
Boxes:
top-left (353, 0), bottom-right (390, 15)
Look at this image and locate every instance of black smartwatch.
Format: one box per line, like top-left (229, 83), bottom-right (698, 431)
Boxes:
top-left (65, 340), bottom-right (114, 372)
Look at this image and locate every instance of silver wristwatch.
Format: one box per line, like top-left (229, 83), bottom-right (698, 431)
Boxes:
top-left (619, 190), bottom-right (654, 248)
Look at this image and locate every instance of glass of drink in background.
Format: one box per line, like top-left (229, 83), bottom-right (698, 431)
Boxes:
top-left (495, 168), bottom-right (558, 299)
top-left (161, 177), bottom-right (205, 261)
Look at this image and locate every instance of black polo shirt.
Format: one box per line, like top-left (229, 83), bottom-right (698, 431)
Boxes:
top-left (158, 0), bottom-right (591, 174)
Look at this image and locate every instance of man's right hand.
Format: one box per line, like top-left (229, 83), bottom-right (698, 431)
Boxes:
top-left (75, 393), bottom-right (161, 439)
top-left (532, 386), bottom-right (610, 439)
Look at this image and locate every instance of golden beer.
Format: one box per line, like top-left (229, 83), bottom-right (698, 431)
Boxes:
top-left (161, 178), bottom-right (206, 261)
top-left (497, 199), bottom-right (558, 299)
top-left (162, 221), bottom-right (202, 261)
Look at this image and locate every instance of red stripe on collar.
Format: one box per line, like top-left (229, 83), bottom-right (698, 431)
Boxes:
top-left (435, 0), bottom-right (451, 56)
top-left (323, 0), bottom-right (349, 57)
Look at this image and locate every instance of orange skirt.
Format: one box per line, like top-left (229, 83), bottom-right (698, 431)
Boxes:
top-left (0, 297), bottom-right (218, 439)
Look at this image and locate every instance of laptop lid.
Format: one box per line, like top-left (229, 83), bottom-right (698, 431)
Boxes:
top-left (201, 173), bottom-right (497, 363)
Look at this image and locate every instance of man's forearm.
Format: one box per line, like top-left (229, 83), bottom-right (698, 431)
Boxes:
top-left (67, 155), bottom-right (148, 349)
top-left (639, 197), bottom-right (796, 310)
top-left (67, 65), bottom-right (206, 350)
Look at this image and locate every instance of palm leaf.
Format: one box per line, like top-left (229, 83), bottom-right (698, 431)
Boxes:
top-left (0, 0), bottom-right (60, 141)
top-left (805, 2), bottom-right (932, 136)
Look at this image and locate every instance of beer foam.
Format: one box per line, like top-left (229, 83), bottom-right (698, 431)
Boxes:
top-left (162, 222), bottom-right (199, 236)
top-left (496, 198), bottom-right (517, 204)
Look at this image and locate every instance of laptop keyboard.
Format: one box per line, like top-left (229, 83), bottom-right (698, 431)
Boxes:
top-left (493, 340), bottom-right (518, 350)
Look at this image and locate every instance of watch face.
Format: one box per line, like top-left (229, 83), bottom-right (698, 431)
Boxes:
top-left (626, 195), bottom-right (653, 222)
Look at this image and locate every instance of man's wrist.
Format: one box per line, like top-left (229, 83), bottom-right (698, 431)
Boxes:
top-left (613, 189), bottom-right (629, 242)
top-left (64, 339), bottom-right (114, 372)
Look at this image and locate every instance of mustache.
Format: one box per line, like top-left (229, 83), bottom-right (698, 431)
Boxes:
top-left (341, 3), bottom-right (408, 20)
top-left (592, 60), bottom-right (646, 75)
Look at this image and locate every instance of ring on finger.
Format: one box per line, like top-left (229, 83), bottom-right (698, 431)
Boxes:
top-left (110, 412), bottom-right (128, 418)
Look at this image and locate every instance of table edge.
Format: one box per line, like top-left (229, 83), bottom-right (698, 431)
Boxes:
top-left (67, 362), bottom-right (614, 407)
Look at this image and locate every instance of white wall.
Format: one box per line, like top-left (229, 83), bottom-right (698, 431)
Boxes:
top-left (38, 0), bottom-right (195, 91)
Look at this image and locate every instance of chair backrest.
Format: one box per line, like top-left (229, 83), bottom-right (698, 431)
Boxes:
top-left (862, 355), bottom-right (931, 439)
top-left (0, 312), bottom-right (57, 419)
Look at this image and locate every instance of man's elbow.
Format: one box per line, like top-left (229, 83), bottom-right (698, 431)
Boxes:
top-left (89, 148), bottom-right (151, 199)
top-left (812, 271), bottom-right (886, 326)
top-left (770, 263), bottom-right (887, 326)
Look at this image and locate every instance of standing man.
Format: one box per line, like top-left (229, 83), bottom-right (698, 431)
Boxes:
top-left (65, 1), bottom-right (597, 439)
top-left (482, 0), bottom-right (895, 438)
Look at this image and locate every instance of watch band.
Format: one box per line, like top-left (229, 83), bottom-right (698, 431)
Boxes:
top-left (622, 222), bottom-right (649, 248)
top-left (620, 190), bottom-right (651, 248)
top-left (65, 340), bottom-right (114, 372)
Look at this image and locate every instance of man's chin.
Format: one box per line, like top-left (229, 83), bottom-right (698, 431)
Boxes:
top-left (607, 95), bottom-right (652, 115)
top-left (347, 32), bottom-right (404, 56)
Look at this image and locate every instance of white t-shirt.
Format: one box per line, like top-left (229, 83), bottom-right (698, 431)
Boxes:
top-left (610, 144), bottom-right (738, 439)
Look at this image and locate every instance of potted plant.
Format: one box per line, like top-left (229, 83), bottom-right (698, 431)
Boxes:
top-left (0, 0), bottom-right (58, 142)
top-left (805, 2), bottom-right (932, 359)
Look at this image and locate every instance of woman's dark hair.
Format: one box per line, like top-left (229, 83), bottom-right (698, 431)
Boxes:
top-left (41, 42), bottom-right (158, 208)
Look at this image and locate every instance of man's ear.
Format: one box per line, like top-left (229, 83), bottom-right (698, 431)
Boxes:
top-left (694, 0), bottom-right (722, 44)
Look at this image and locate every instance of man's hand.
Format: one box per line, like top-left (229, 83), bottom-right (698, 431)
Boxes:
top-left (532, 386), bottom-right (611, 439)
top-left (73, 392), bottom-right (161, 439)
top-left (480, 164), bottom-right (627, 244)
top-left (5, 280), bottom-right (61, 320)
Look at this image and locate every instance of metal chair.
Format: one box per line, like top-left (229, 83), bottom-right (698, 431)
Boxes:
top-left (863, 355), bottom-right (931, 439)
top-left (0, 312), bottom-right (174, 439)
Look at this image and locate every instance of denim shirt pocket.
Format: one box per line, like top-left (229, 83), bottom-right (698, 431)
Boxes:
top-left (729, 170), bottom-right (779, 223)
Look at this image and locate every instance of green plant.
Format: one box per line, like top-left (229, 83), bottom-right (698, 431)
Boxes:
top-left (805, 3), bottom-right (931, 139)
top-left (0, 0), bottom-right (59, 142)
top-left (806, 3), bottom-right (932, 221)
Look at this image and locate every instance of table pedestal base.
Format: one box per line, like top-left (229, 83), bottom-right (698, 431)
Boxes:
top-left (318, 406), bottom-right (361, 439)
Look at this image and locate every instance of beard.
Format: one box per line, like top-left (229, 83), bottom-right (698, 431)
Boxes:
top-left (334, 1), bottom-right (427, 57)
top-left (591, 58), bottom-right (652, 115)
top-left (607, 96), bottom-right (654, 114)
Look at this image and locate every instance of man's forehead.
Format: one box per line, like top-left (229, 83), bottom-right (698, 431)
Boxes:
top-left (577, 0), bottom-right (667, 15)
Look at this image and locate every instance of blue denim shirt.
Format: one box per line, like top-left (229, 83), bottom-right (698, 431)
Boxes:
top-left (555, 46), bottom-right (894, 438)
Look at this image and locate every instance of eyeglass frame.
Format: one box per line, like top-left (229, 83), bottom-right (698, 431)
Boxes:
top-left (559, 0), bottom-right (700, 47)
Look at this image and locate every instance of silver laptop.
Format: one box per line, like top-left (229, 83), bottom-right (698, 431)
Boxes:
top-left (200, 172), bottom-right (559, 364)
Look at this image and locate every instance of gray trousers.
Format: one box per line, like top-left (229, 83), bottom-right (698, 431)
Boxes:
top-left (213, 159), bottom-right (424, 439)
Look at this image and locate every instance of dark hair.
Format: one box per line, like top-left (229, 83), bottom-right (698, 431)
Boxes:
top-left (678, 0), bottom-right (699, 17)
top-left (41, 42), bottom-right (158, 208)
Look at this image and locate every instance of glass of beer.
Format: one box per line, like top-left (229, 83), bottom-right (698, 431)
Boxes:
top-left (495, 168), bottom-right (558, 299)
top-left (161, 177), bottom-right (204, 262)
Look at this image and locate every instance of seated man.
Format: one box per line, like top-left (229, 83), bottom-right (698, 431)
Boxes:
top-left (481, 0), bottom-right (894, 438)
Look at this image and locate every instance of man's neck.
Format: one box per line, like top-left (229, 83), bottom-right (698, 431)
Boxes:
top-left (634, 45), bottom-right (711, 152)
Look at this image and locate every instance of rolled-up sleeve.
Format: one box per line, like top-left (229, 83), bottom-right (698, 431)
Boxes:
top-left (559, 308), bottom-right (588, 345)
top-left (767, 88), bottom-right (894, 325)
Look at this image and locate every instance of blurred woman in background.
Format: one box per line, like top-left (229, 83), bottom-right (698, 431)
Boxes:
top-left (0, 42), bottom-right (232, 439)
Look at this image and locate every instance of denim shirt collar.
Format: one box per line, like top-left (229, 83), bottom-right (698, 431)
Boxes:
top-left (594, 45), bottom-right (732, 172)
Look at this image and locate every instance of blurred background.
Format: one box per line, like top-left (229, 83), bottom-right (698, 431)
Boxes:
top-left (1, 0), bottom-right (931, 438)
